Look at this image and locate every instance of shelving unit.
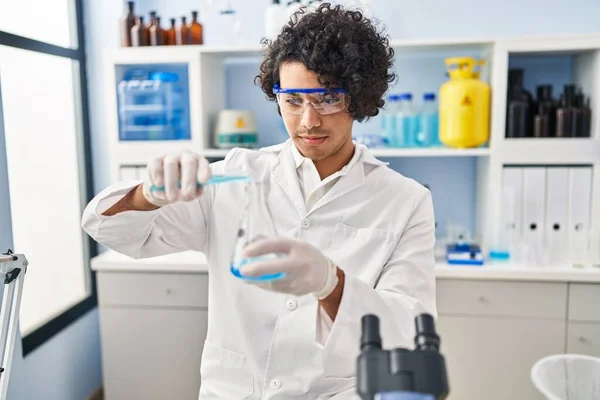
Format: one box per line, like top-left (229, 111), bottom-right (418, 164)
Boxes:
top-left (104, 33), bottom-right (600, 255)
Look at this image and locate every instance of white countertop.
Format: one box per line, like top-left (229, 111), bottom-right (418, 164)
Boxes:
top-left (91, 250), bottom-right (209, 273)
top-left (91, 250), bottom-right (600, 283)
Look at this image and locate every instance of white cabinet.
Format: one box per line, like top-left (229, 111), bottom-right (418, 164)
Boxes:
top-left (100, 307), bottom-right (208, 400)
top-left (566, 283), bottom-right (600, 357)
top-left (436, 279), bottom-right (568, 400)
top-left (567, 322), bottom-right (600, 357)
top-left (96, 270), bottom-right (209, 400)
top-left (437, 315), bottom-right (564, 400)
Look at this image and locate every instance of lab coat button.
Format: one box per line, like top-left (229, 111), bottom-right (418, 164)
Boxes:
top-left (270, 379), bottom-right (281, 390)
top-left (301, 219), bottom-right (311, 229)
top-left (285, 299), bottom-right (297, 311)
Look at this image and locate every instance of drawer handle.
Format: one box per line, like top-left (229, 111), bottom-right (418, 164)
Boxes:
top-left (578, 336), bottom-right (589, 344)
top-left (478, 296), bottom-right (489, 304)
top-left (165, 288), bottom-right (172, 295)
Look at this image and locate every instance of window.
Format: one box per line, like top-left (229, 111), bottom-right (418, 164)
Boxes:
top-left (0, 0), bottom-right (95, 355)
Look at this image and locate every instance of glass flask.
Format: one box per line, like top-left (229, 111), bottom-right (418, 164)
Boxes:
top-left (230, 181), bottom-right (286, 281)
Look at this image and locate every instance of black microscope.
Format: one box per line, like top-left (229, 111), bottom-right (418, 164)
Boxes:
top-left (357, 314), bottom-right (450, 400)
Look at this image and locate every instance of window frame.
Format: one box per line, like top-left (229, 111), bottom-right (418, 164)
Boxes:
top-left (0, 0), bottom-right (97, 357)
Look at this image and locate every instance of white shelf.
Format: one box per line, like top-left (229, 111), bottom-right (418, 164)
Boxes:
top-left (369, 147), bottom-right (491, 157)
top-left (498, 138), bottom-right (600, 164)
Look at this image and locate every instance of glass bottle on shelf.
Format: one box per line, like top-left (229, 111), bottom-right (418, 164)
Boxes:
top-left (131, 16), bottom-right (149, 47)
top-left (120, 1), bottom-right (136, 47)
top-left (165, 18), bottom-right (177, 45)
top-left (533, 85), bottom-right (556, 138)
top-left (395, 93), bottom-right (418, 147)
top-left (506, 69), bottom-right (533, 138)
top-left (572, 90), bottom-right (592, 138)
top-left (230, 181), bottom-right (286, 282)
top-left (150, 16), bottom-right (165, 46)
top-left (381, 95), bottom-right (399, 147)
top-left (146, 11), bottom-right (157, 30)
top-left (177, 16), bottom-right (189, 45)
top-left (416, 92), bottom-right (439, 147)
top-left (188, 11), bottom-right (203, 45)
top-left (556, 85), bottom-right (576, 137)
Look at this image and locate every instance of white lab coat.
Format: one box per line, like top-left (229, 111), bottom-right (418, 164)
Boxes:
top-left (81, 139), bottom-right (437, 400)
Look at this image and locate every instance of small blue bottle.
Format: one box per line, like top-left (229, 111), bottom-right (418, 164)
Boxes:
top-left (396, 93), bottom-right (418, 147)
top-left (381, 95), bottom-right (400, 147)
top-left (416, 93), bottom-right (439, 147)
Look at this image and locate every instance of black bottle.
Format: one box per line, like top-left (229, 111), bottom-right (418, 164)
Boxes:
top-left (572, 90), bottom-right (592, 138)
top-left (533, 85), bottom-right (556, 138)
top-left (556, 85), bottom-right (577, 137)
top-left (506, 69), bottom-right (534, 138)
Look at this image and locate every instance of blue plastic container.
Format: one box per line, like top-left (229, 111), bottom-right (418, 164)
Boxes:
top-left (117, 70), bottom-right (189, 141)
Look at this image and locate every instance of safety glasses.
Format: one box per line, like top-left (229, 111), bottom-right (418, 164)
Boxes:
top-left (273, 84), bottom-right (348, 116)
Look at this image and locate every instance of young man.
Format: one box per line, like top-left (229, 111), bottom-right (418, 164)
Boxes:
top-left (82, 3), bottom-right (436, 399)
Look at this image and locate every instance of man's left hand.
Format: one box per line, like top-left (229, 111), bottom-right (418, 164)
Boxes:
top-left (240, 237), bottom-right (339, 298)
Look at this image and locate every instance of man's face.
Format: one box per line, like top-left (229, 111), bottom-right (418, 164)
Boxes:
top-left (278, 62), bottom-right (353, 161)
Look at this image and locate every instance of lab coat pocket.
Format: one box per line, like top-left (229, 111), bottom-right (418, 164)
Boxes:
top-left (327, 223), bottom-right (396, 285)
top-left (307, 376), bottom-right (357, 399)
top-left (198, 341), bottom-right (254, 399)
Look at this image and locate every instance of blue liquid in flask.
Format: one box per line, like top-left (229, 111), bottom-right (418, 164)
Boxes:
top-left (230, 181), bottom-right (286, 282)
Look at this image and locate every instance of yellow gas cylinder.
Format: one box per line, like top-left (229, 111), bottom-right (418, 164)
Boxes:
top-left (439, 57), bottom-right (490, 148)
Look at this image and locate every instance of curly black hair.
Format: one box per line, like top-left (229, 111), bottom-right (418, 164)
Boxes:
top-left (255, 3), bottom-right (395, 122)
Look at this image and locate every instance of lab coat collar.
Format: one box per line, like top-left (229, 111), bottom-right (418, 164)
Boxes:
top-left (260, 140), bottom-right (387, 216)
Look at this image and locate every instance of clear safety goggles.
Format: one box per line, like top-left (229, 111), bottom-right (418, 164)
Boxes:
top-left (273, 84), bottom-right (348, 116)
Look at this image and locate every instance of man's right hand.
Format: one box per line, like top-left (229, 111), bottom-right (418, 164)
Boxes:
top-left (141, 150), bottom-right (211, 207)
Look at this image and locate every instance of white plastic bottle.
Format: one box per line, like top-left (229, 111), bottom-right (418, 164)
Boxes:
top-left (381, 95), bottom-right (399, 147)
top-left (265, 0), bottom-right (286, 39)
top-left (395, 93), bottom-right (418, 147)
top-left (415, 93), bottom-right (439, 147)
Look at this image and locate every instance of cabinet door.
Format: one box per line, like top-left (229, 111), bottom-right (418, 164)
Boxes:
top-left (567, 322), bottom-right (600, 357)
top-left (437, 315), bottom-right (565, 400)
top-left (100, 307), bottom-right (208, 400)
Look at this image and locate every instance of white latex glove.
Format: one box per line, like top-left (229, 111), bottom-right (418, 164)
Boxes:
top-left (141, 150), bottom-right (211, 207)
top-left (240, 237), bottom-right (339, 299)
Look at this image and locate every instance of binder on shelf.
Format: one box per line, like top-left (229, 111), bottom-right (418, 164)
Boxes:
top-left (544, 167), bottom-right (569, 264)
top-left (522, 167), bottom-right (547, 250)
top-left (501, 167), bottom-right (524, 239)
top-left (567, 166), bottom-right (593, 263)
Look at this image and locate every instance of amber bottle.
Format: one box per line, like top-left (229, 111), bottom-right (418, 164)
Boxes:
top-left (150, 17), bottom-right (166, 46)
top-left (177, 16), bottom-right (189, 45)
top-left (165, 18), bottom-right (177, 45)
top-left (120, 1), bottom-right (136, 47)
top-left (131, 16), bottom-right (149, 46)
top-left (188, 11), bottom-right (203, 45)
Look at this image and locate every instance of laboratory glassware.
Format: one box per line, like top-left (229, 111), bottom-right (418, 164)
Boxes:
top-left (131, 16), bottom-right (149, 47)
top-left (381, 94), bottom-right (399, 146)
top-left (165, 18), bottom-right (177, 46)
top-left (148, 174), bottom-right (253, 192)
top-left (150, 17), bottom-right (165, 46)
top-left (121, 1), bottom-right (136, 47)
top-left (230, 181), bottom-right (286, 281)
top-left (506, 69), bottom-right (533, 138)
top-left (395, 93), bottom-right (418, 148)
top-left (188, 11), bottom-right (203, 45)
top-left (177, 16), bottom-right (189, 45)
top-left (572, 90), bottom-right (592, 138)
top-left (533, 85), bottom-right (556, 138)
top-left (416, 93), bottom-right (439, 147)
